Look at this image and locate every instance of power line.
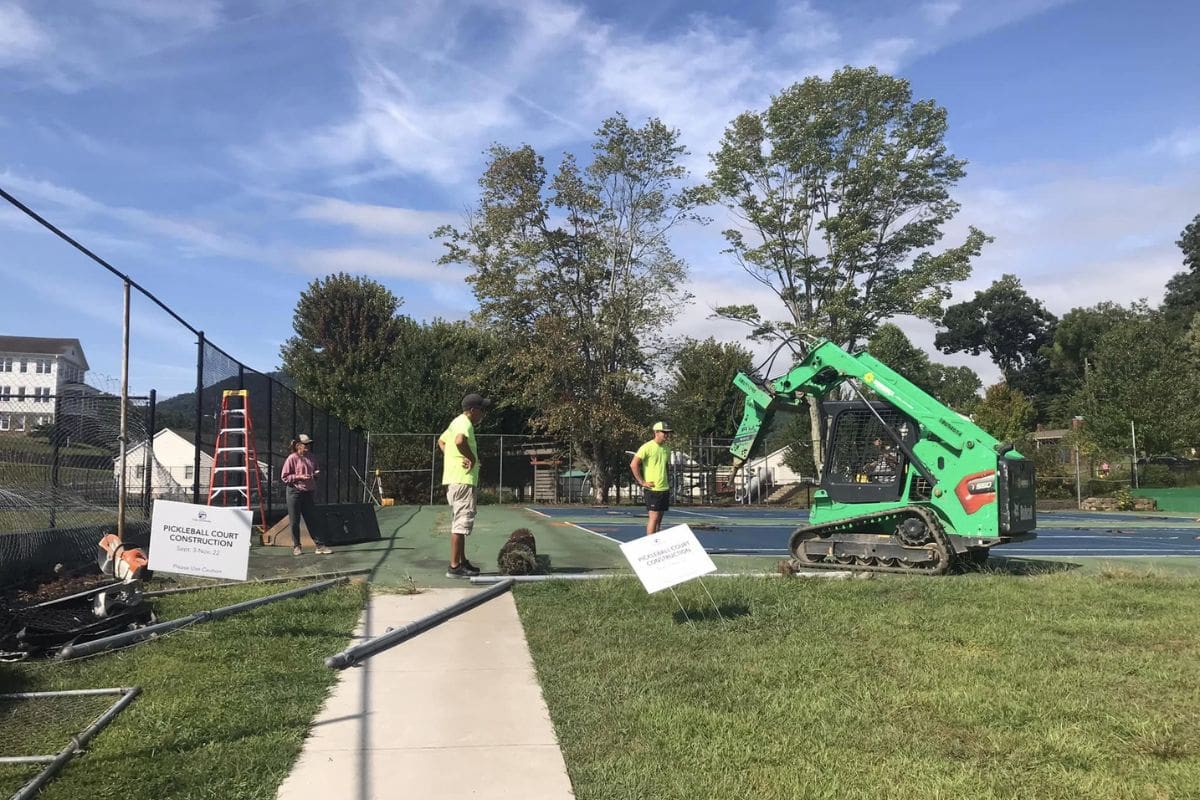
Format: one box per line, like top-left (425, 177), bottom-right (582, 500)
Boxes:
top-left (0, 184), bottom-right (243, 366)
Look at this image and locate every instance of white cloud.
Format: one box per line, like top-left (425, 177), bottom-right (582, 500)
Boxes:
top-left (91, 0), bottom-right (221, 30)
top-left (0, 3), bottom-right (51, 67)
top-left (236, 0), bottom-right (1073, 189)
top-left (294, 247), bottom-right (468, 284)
top-left (297, 197), bottom-right (460, 237)
top-left (1149, 126), bottom-right (1200, 161)
top-left (921, 1), bottom-right (962, 27)
top-left (0, 170), bottom-right (269, 262)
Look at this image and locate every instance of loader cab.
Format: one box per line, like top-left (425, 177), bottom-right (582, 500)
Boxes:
top-left (821, 402), bottom-right (918, 504)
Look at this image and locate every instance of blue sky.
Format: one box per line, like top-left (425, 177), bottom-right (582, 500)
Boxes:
top-left (1, 0), bottom-right (1198, 398)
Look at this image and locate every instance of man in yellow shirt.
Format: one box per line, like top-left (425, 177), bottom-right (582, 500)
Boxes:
top-left (438, 393), bottom-right (491, 578)
top-left (630, 421), bottom-right (672, 536)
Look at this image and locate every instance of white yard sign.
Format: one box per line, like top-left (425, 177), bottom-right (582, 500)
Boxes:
top-left (149, 500), bottom-right (253, 581)
top-left (619, 524), bottom-right (717, 594)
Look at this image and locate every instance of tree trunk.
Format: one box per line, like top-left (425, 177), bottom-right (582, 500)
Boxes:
top-left (588, 441), bottom-right (611, 504)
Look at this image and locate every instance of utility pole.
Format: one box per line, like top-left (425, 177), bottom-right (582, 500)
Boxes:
top-left (1130, 420), bottom-right (1139, 489)
top-left (1072, 416), bottom-right (1085, 509)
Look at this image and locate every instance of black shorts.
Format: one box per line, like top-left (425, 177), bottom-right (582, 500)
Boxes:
top-left (644, 489), bottom-right (670, 513)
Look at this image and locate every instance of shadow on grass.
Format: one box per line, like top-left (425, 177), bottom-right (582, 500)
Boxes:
top-left (969, 556), bottom-right (1081, 576)
top-left (673, 603), bottom-right (751, 624)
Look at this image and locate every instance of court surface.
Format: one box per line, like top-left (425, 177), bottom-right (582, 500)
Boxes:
top-left (527, 506), bottom-right (1200, 558)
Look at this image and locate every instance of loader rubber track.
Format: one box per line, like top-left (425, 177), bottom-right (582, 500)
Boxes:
top-left (788, 505), bottom-right (955, 576)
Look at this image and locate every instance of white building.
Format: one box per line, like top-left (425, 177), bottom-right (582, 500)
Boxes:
top-left (118, 428), bottom-right (268, 501)
top-left (0, 336), bottom-right (95, 434)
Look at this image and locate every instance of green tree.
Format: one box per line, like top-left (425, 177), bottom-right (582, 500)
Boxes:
top-left (661, 338), bottom-right (756, 441)
top-left (1039, 302), bottom-right (1137, 422)
top-left (280, 273), bottom-right (405, 431)
top-left (1161, 213), bottom-right (1200, 323)
top-left (935, 274), bottom-right (1056, 375)
top-left (437, 115), bottom-right (702, 501)
top-left (707, 66), bottom-right (989, 472)
top-left (1076, 311), bottom-right (1198, 455)
top-left (866, 323), bottom-right (981, 410)
top-left (972, 383), bottom-right (1035, 443)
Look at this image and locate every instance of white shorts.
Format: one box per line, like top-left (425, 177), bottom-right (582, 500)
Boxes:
top-left (447, 483), bottom-right (477, 535)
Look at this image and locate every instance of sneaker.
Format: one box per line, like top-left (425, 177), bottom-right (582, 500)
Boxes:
top-left (315, 546), bottom-right (333, 555)
top-left (459, 559), bottom-right (481, 576)
top-left (292, 546), bottom-right (302, 556)
top-left (446, 563), bottom-right (472, 579)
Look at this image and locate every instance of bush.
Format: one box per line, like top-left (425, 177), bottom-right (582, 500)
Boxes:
top-left (1113, 488), bottom-right (1137, 511)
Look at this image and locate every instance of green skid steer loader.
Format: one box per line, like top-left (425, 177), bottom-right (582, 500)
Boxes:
top-left (730, 340), bottom-right (1037, 574)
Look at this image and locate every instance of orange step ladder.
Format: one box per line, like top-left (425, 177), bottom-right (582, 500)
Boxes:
top-left (206, 389), bottom-right (266, 532)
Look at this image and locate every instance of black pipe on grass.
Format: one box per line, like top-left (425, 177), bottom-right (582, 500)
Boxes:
top-left (143, 568), bottom-right (370, 597)
top-left (325, 579), bottom-right (515, 670)
top-left (58, 578), bottom-right (346, 660)
top-left (10, 687), bottom-right (140, 800)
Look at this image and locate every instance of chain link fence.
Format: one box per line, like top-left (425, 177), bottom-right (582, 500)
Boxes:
top-left (365, 433), bottom-right (793, 506)
top-left (0, 188), bottom-right (366, 589)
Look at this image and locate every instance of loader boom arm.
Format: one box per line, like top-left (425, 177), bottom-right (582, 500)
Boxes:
top-left (730, 340), bottom-right (998, 466)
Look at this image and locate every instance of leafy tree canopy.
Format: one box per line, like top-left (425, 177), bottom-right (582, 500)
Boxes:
top-left (437, 114), bottom-right (703, 500)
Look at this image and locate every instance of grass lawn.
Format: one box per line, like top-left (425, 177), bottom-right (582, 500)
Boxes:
top-left (0, 579), bottom-right (366, 799)
top-left (516, 572), bottom-right (1200, 800)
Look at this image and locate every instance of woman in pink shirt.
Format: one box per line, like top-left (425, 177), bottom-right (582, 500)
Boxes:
top-left (280, 434), bottom-right (330, 555)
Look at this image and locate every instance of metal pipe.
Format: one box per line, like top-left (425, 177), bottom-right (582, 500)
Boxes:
top-left (266, 377), bottom-right (274, 523)
top-left (326, 579), bottom-right (515, 670)
top-left (208, 577), bottom-right (343, 621)
top-left (429, 436), bottom-right (436, 505)
top-left (117, 280), bottom-right (131, 539)
top-left (469, 572), bottom-right (852, 584)
top-left (59, 578), bottom-right (346, 659)
top-left (143, 569), bottom-right (370, 597)
top-left (10, 687), bottom-right (141, 800)
top-left (144, 388), bottom-right (156, 516)
top-left (193, 331), bottom-right (205, 504)
top-left (0, 688), bottom-right (131, 699)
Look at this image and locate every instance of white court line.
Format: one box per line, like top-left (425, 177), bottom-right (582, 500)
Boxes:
top-left (564, 520), bottom-right (624, 545)
top-left (1036, 534), bottom-right (1182, 541)
top-left (523, 506), bottom-right (624, 544)
top-left (673, 508), bottom-right (733, 520)
top-left (1004, 550), bottom-right (1200, 556)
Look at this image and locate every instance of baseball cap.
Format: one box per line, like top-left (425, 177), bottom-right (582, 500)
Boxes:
top-left (652, 421), bottom-right (673, 433)
top-left (297, 433), bottom-right (314, 444)
top-left (462, 393), bottom-right (493, 411)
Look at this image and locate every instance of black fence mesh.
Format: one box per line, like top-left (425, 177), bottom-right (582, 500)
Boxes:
top-left (365, 433), bottom-right (775, 506)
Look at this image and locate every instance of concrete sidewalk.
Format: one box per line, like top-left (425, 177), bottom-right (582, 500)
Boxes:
top-left (277, 589), bottom-right (576, 800)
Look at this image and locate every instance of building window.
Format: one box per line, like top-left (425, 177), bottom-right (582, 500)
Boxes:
top-left (34, 388), bottom-right (50, 403)
top-left (36, 415), bottom-right (49, 426)
top-left (35, 359), bottom-right (51, 374)
top-left (136, 465), bottom-right (146, 481)
top-left (184, 466), bottom-right (194, 480)
top-left (16, 387), bottom-right (25, 402)
top-left (14, 415), bottom-right (25, 432)
top-left (0, 358), bottom-right (10, 372)
top-left (0, 414), bottom-right (8, 431)
top-left (19, 359), bottom-right (27, 373)
top-left (0, 386), bottom-right (9, 401)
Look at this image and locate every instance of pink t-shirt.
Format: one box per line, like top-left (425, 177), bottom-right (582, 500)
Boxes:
top-left (281, 452), bottom-right (318, 492)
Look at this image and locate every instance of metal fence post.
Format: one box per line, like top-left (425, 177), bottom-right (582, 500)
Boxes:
top-left (429, 436), bottom-right (436, 505)
top-left (49, 393), bottom-right (62, 529)
top-left (192, 332), bottom-right (205, 504)
top-left (362, 431), bottom-right (372, 503)
top-left (144, 389), bottom-right (155, 517)
top-left (266, 378), bottom-right (274, 524)
top-left (498, 434), bottom-right (504, 504)
top-left (324, 413), bottom-right (332, 504)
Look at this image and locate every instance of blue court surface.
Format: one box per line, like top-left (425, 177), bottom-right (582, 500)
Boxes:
top-left (526, 506), bottom-right (1200, 558)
